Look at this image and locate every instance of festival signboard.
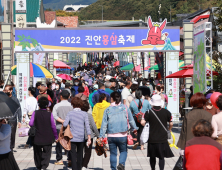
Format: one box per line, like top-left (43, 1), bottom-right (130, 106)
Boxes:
top-left (16, 53), bottom-right (30, 117)
top-left (15, 16), bottom-right (180, 53)
top-left (193, 24), bottom-right (206, 93)
top-left (166, 52), bottom-right (179, 122)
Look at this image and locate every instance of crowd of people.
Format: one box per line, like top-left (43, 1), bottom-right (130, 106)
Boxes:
top-left (0, 62), bottom-right (222, 170)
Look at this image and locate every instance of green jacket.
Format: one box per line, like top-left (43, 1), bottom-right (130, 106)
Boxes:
top-left (89, 90), bottom-right (97, 108)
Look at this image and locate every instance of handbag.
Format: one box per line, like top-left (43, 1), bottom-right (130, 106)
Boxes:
top-left (140, 123), bottom-right (149, 145)
top-left (134, 99), bottom-right (145, 123)
top-left (173, 156), bottom-right (183, 170)
top-left (28, 111), bottom-right (37, 137)
top-left (150, 109), bottom-right (171, 139)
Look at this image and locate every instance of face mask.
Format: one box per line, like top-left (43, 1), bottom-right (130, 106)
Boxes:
top-left (56, 86), bottom-right (59, 90)
top-left (5, 92), bottom-right (11, 96)
top-left (75, 82), bottom-right (78, 86)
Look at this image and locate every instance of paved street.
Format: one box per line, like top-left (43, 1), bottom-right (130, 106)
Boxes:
top-left (14, 125), bottom-right (181, 170)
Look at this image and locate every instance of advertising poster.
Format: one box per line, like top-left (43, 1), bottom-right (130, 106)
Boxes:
top-left (193, 24), bottom-right (206, 93)
top-left (16, 53), bottom-right (30, 117)
top-left (166, 52), bottom-right (179, 122)
top-left (16, 0), bottom-right (26, 13)
top-left (15, 16), bottom-right (180, 52)
top-left (16, 14), bottom-right (26, 28)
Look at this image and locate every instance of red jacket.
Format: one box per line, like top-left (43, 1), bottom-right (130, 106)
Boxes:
top-left (184, 136), bottom-right (222, 170)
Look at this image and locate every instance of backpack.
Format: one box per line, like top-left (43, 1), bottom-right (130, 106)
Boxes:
top-left (133, 99), bottom-right (145, 123)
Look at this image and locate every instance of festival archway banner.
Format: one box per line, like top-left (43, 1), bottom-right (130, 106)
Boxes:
top-left (14, 17), bottom-right (180, 53)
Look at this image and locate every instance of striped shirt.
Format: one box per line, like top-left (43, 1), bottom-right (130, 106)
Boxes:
top-left (63, 108), bottom-right (91, 142)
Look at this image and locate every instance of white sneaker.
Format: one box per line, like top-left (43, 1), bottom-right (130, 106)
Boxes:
top-left (82, 167), bottom-right (87, 170)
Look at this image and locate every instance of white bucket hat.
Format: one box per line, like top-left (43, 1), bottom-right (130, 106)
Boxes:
top-left (149, 94), bottom-right (164, 107)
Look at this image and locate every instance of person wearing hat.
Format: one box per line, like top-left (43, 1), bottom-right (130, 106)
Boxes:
top-left (53, 90), bottom-right (73, 166)
top-left (89, 84), bottom-right (98, 108)
top-left (204, 93), bottom-right (217, 116)
top-left (141, 94), bottom-right (174, 170)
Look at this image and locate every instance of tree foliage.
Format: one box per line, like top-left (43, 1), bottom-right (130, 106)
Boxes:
top-left (55, 10), bottom-right (79, 17)
top-left (78, 0), bottom-right (215, 21)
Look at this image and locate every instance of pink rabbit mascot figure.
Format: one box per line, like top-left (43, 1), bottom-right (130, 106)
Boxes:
top-left (142, 16), bottom-right (167, 45)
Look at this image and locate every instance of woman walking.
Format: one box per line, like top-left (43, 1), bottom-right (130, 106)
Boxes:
top-left (81, 100), bottom-right (100, 170)
top-left (29, 97), bottom-right (58, 170)
top-left (24, 87), bottom-right (38, 148)
top-left (63, 97), bottom-right (91, 170)
top-left (141, 94), bottom-right (174, 170)
top-left (184, 119), bottom-right (222, 170)
top-left (177, 92), bottom-right (212, 150)
top-left (0, 119), bottom-right (20, 170)
top-left (100, 92), bottom-right (138, 170)
top-left (130, 89), bottom-right (151, 150)
top-left (92, 93), bottom-right (110, 132)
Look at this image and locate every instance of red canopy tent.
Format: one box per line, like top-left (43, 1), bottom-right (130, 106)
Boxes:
top-left (180, 64), bottom-right (193, 69)
top-left (53, 60), bottom-right (71, 69)
top-left (166, 68), bottom-right (218, 78)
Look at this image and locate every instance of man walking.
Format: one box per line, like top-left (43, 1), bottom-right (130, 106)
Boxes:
top-left (53, 90), bottom-right (73, 165)
top-left (4, 85), bottom-right (22, 151)
top-left (121, 80), bottom-right (132, 105)
top-left (92, 83), bottom-right (110, 105)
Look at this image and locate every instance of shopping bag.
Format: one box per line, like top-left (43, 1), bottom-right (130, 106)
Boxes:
top-left (173, 156), bottom-right (183, 170)
top-left (140, 123), bottom-right (149, 145)
top-left (18, 127), bottom-right (29, 137)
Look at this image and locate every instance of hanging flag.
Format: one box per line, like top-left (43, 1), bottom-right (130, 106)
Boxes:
top-left (114, 60), bottom-right (120, 67)
top-left (134, 64), bottom-right (141, 71)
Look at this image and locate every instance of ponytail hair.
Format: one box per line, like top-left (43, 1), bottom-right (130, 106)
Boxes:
top-left (99, 93), bottom-right (106, 103)
top-left (110, 91), bottom-right (121, 105)
top-left (135, 89), bottom-right (143, 109)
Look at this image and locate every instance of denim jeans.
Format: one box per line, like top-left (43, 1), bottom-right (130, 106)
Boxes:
top-left (108, 137), bottom-right (127, 170)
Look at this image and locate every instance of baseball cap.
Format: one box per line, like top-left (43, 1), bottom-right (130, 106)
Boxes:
top-left (93, 84), bottom-right (98, 89)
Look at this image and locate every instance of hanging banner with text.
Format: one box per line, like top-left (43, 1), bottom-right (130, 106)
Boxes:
top-left (193, 23), bottom-right (206, 94)
top-left (16, 0), bottom-right (26, 13)
top-left (166, 52), bottom-right (179, 122)
top-left (16, 53), bottom-right (30, 117)
top-left (15, 26), bottom-right (180, 52)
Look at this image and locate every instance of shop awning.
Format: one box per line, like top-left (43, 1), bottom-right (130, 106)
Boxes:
top-left (53, 60), bottom-right (71, 69)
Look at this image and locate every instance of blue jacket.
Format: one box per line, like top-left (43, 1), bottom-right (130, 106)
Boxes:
top-left (71, 85), bottom-right (79, 97)
top-left (92, 89), bottom-right (110, 105)
top-left (129, 99), bottom-right (151, 116)
top-left (99, 104), bottom-right (138, 138)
